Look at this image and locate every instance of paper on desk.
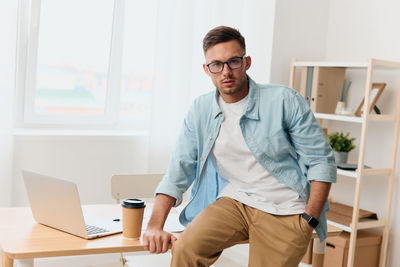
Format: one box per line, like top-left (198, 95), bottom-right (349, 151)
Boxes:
top-left (142, 208), bottom-right (186, 232)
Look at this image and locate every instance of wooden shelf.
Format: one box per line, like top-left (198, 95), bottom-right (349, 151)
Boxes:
top-left (337, 168), bottom-right (392, 178)
top-left (314, 113), bottom-right (395, 123)
top-left (314, 113), bottom-right (362, 123)
top-left (293, 58), bottom-right (400, 69)
top-left (293, 61), bottom-right (368, 68)
top-left (361, 168), bottom-right (392, 176)
top-left (327, 220), bottom-right (352, 232)
top-left (327, 219), bottom-right (385, 233)
top-left (367, 114), bottom-right (396, 122)
top-left (357, 220), bottom-right (386, 230)
top-left (371, 59), bottom-right (400, 69)
top-left (337, 169), bottom-right (357, 178)
top-left (290, 58), bottom-right (400, 267)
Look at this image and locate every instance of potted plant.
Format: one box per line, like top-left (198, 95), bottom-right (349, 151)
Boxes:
top-left (328, 132), bottom-right (356, 163)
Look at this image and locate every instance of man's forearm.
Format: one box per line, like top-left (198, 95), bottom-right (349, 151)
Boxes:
top-left (147, 193), bottom-right (176, 229)
top-left (305, 181), bottom-right (331, 219)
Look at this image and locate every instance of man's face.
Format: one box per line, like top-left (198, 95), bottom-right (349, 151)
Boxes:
top-left (203, 40), bottom-right (251, 102)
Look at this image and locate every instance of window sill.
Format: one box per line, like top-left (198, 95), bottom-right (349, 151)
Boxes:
top-left (13, 128), bottom-right (148, 137)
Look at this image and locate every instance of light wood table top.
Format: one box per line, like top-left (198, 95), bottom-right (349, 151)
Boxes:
top-left (0, 204), bottom-right (159, 266)
top-left (0, 204), bottom-right (341, 267)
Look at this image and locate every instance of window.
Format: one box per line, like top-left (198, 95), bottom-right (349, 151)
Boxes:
top-left (119, 0), bottom-right (157, 126)
top-left (35, 0), bottom-right (113, 116)
top-left (17, 0), bottom-right (276, 132)
top-left (18, 0), bottom-right (156, 129)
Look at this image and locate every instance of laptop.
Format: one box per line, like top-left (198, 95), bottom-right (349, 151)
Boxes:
top-left (22, 170), bottom-right (122, 239)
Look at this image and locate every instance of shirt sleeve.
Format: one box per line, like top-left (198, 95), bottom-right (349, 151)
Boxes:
top-left (284, 90), bottom-right (337, 183)
top-left (155, 103), bottom-right (199, 207)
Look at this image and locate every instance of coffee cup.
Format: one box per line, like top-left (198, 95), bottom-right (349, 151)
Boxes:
top-left (121, 198), bottom-right (146, 239)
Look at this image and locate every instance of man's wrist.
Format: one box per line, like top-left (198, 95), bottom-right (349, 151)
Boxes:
top-left (302, 212), bottom-right (319, 229)
top-left (146, 219), bottom-right (165, 230)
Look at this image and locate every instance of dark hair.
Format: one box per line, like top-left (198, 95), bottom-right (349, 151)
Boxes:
top-left (202, 26), bottom-right (246, 54)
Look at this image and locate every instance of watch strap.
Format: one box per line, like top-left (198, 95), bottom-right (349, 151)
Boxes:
top-left (302, 212), bottom-right (319, 228)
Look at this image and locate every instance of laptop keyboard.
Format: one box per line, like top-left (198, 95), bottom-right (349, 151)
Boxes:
top-left (86, 224), bottom-right (109, 235)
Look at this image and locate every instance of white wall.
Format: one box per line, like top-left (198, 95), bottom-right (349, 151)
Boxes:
top-left (0, 1), bottom-right (18, 207)
top-left (325, 0), bottom-right (400, 61)
top-left (270, 0), bottom-right (330, 85)
top-left (12, 135), bottom-right (151, 206)
top-left (239, 0), bottom-right (276, 84)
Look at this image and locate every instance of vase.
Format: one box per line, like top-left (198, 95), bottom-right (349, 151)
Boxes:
top-left (334, 151), bottom-right (348, 164)
top-left (335, 101), bottom-right (345, 115)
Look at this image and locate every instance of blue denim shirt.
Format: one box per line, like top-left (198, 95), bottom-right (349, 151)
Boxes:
top-left (156, 77), bottom-right (337, 241)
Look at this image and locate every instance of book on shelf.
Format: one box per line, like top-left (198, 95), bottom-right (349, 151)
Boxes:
top-left (298, 66), bottom-right (345, 114)
top-left (337, 163), bottom-right (371, 171)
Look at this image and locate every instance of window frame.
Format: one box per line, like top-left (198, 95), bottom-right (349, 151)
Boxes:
top-left (16, 0), bottom-right (127, 128)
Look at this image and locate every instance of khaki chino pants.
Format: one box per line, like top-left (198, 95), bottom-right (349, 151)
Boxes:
top-left (171, 197), bottom-right (311, 267)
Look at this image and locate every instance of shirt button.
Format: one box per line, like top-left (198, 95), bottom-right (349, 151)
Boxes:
top-left (208, 136), bottom-right (212, 140)
top-left (200, 157), bottom-right (203, 161)
top-left (218, 114), bottom-right (222, 117)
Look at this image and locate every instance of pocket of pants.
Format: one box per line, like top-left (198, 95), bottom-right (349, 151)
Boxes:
top-left (299, 215), bottom-right (313, 240)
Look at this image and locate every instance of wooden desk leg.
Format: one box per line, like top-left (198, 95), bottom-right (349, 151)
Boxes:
top-left (1, 250), bottom-right (14, 267)
top-left (15, 259), bottom-right (33, 267)
top-left (312, 238), bottom-right (326, 267)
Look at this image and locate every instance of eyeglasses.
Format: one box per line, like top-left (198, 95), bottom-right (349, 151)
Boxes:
top-left (206, 56), bottom-right (245, 74)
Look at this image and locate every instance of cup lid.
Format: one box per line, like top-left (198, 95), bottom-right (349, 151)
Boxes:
top-left (121, 198), bottom-right (146, 209)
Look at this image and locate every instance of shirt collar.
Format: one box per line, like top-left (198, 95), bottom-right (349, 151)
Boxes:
top-left (212, 91), bottom-right (223, 118)
top-left (212, 75), bottom-right (260, 120)
top-left (243, 76), bottom-right (260, 120)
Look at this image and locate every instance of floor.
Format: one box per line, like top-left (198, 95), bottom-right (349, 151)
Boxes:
top-left (31, 244), bottom-right (312, 267)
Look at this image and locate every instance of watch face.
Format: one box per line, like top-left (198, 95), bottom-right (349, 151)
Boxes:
top-left (302, 213), bottom-right (319, 228)
top-left (309, 217), bottom-right (319, 228)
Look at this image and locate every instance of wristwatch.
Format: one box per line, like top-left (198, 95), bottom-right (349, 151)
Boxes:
top-left (302, 213), bottom-right (319, 229)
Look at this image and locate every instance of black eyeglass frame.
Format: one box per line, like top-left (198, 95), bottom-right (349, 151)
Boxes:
top-left (206, 55), bottom-right (246, 74)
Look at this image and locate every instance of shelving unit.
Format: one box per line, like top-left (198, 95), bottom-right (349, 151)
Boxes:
top-left (289, 58), bottom-right (400, 267)
top-left (314, 113), bottom-right (363, 123)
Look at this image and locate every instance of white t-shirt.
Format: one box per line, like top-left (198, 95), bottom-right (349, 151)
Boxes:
top-left (211, 94), bottom-right (306, 215)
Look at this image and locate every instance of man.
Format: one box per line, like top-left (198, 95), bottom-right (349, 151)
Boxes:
top-left (143, 26), bottom-right (336, 267)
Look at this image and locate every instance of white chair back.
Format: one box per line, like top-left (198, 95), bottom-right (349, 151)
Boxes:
top-left (110, 174), bottom-right (164, 203)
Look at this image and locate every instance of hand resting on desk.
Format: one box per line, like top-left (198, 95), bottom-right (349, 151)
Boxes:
top-left (143, 227), bottom-right (177, 253)
top-left (143, 194), bottom-right (178, 254)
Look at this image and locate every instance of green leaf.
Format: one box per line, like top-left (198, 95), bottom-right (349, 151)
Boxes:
top-left (328, 132), bottom-right (356, 152)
